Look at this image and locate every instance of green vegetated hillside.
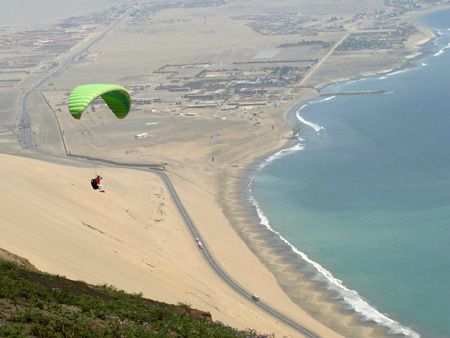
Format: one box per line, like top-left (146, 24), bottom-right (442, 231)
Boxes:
top-left (0, 256), bottom-right (267, 337)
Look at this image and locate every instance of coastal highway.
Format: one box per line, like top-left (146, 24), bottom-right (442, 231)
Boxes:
top-left (18, 6), bottom-right (136, 148)
top-left (43, 85), bottom-right (321, 335)
top-left (156, 168), bottom-right (320, 338)
top-left (16, 5), bottom-right (320, 337)
top-left (298, 29), bottom-right (353, 87)
top-left (62, 153), bottom-right (319, 338)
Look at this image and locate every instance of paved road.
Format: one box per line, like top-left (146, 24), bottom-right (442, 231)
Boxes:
top-left (157, 168), bottom-right (319, 338)
top-left (18, 7), bottom-right (135, 148)
top-left (64, 154), bottom-right (319, 338)
top-left (298, 29), bottom-right (353, 87)
top-left (16, 5), bottom-right (321, 337)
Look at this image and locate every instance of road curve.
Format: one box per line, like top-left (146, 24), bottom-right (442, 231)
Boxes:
top-left (65, 153), bottom-right (320, 338)
top-left (18, 7), bottom-right (135, 148)
top-left (17, 4), bottom-right (321, 336)
top-left (157, 168), bottom-right (320, 338)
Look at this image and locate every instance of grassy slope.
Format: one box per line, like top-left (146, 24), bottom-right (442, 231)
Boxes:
top-left (0, 259), bottom-right (267, 337)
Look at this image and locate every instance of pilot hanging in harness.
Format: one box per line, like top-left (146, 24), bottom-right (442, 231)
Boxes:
top-left (91, 175), bottom-right (105, 192)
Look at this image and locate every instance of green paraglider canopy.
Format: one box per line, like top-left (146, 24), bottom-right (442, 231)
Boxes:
top-left (68, 84), bottom-right (131, 119)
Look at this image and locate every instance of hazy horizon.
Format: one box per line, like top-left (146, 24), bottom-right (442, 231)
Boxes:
top-left (0, 0), bottom-right (125, 28)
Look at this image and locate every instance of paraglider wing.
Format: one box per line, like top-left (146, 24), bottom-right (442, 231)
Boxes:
top-left (68, 84), bottom-right (131, 119)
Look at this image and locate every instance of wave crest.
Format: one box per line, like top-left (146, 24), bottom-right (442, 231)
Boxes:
top-left (248, 133), bottom-right (420, 338)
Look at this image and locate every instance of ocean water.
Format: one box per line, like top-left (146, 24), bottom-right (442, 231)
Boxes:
top-left (251, 10), bottom-right (450, 338)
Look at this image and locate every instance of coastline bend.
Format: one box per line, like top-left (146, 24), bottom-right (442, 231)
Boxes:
top-left (16, 4), bottom-right (321, 336)
top-left (65, 153), bottom-right (321, 338)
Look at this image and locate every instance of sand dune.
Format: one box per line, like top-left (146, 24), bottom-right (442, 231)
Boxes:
top-left (0, 153), bottom-right (341, 337)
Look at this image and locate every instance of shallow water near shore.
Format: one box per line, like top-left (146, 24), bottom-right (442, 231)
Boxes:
top-left (252, 10), bottom-right (450, 338)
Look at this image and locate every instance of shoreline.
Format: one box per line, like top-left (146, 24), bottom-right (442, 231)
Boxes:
top-left (230, 8), bottom-right (446, 337)
top-left (0, 153), bottom-right (316, 338)
top-left (3, 3), bottom-right (450, 337)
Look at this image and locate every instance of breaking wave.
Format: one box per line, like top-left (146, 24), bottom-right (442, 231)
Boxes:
top-left (433, 41), bottom-right (450, 56)
top-left (294, 98), bottom-right (331, 133)
top-left (247, 183), bottom-right (420, 337)
top-left (247, 97), bottom-right (421, 337)
top-left (385, 68), bottom-right (410, 77)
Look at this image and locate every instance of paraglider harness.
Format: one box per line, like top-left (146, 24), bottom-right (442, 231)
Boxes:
top-left (91, 179), bottom-right (99, 190)
top-left (91, 176), bottom-right (102, 190)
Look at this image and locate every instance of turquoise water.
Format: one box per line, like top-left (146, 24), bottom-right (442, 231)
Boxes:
top-left (252, 11), bottom-right (450, 338)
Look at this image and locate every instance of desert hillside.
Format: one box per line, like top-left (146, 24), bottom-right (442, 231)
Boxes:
top-left (1, 154), bottom-right (331, 337)
top-left (0, 255), bottom-right (265, 337)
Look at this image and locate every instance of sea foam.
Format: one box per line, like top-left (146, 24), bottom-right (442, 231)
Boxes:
top-left (295, 113), bottom-right (324, 133)
top-left (433, 41), bottom-right (450, 56)
top-left (247, 103), bottom-right (421, 337)
top-left (385, 68), bottom-right (410, 77)
top-left (294, 99), bottom-right (330, 133)
top-left (344, 78), bottom-right (366, 85)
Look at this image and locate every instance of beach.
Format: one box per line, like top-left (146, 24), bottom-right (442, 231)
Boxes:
top-left (0, 153), bottom-right (343, 337)
top-left (211, 9), bottom-right (449, 338)
top-left (1, 1), bottom-right (448, 337)
top-left (247, 7), bottom-right (450, 338)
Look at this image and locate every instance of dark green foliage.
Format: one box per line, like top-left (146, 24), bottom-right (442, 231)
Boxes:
top-left (0, 259), bottom-right (265, 337)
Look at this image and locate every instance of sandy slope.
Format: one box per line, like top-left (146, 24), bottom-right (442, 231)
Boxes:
top-left (0, 154), bottom-right (341, 337)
